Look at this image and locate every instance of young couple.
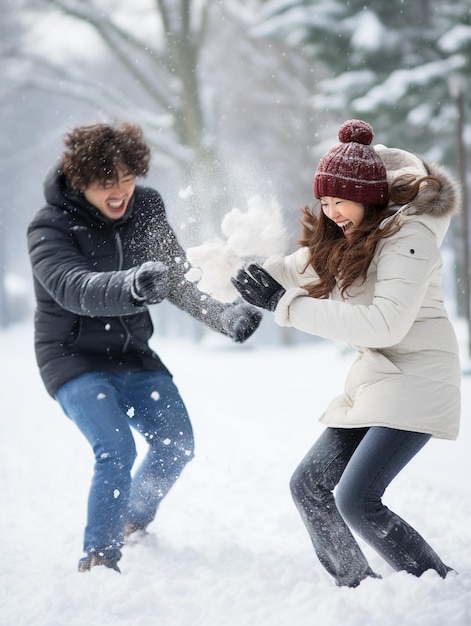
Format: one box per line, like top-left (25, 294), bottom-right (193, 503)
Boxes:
top-left (28, 119), bottom-right (460, 586)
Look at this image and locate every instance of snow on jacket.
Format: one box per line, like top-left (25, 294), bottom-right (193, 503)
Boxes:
top-left (264, 150), bottom-right (461, 440)
top-left (27, 165), bottom-right (238, 397)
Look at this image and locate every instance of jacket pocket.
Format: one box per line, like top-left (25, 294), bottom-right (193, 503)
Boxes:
top-left (63, 316), bottom-right (81, 348)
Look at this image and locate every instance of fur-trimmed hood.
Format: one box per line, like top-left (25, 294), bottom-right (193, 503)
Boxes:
top-left (374, 145), bottom-right (462, 219)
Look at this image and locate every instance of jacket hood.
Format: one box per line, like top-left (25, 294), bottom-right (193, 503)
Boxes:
top-left (374, 145), bottom-right (461, 219)
top-left (43, 162), bottom-right (73, 207)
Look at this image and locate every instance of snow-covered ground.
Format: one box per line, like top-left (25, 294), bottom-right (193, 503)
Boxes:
top-left (1, 318), bottom-right (470, 626)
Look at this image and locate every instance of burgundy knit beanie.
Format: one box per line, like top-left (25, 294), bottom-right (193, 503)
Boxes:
top-left (313, 119), bottom-right (389, 205)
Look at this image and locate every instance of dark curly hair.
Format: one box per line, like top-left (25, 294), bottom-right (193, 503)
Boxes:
top-left (62, 122), bottom-right (151, 190)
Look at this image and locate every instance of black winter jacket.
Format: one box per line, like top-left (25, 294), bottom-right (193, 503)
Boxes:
top-left (27, 166), bottom-right (237, 396)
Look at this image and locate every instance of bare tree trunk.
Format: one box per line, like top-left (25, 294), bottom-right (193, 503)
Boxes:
top-left (0, 217), bottom-right (8, 327)
top-left (453, 88), bottom-right (471, 357)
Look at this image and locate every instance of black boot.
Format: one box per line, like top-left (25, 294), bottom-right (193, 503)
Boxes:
top-left (78, 550), bottom-right (121, 573)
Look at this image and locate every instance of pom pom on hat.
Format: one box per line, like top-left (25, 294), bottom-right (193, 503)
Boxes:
top-left (314, 119), bottom-right (389, 205)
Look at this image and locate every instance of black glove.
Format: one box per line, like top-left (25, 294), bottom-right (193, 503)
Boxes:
top-left (231, 264), bottom-right (285, 312)
top-left (220, 302), bottom-right (262, 343)
top-left (133, 261), bottom-right (169, 305)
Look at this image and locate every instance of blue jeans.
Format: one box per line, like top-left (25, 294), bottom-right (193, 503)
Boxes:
top-left (56, 371), bottom-right (194, 559)
top-left (290, 426), bottom-right (451, 587)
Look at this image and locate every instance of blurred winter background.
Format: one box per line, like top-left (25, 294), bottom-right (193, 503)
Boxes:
top-left (2, 0), bottom-right (470, 341)
top-left (1, 1), bottom-right (470, 624)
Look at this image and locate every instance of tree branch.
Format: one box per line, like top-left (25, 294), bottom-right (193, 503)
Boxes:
top-left (43, 0), bottom-right (174, 110)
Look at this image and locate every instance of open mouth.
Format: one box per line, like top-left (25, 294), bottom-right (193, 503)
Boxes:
top-left (337, 220), bottom-right (353, 236)
top-left (107, 199), bottom-right (126, 211)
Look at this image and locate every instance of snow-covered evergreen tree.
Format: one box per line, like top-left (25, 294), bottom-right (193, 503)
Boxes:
top-left (252, 0), bottom-right (471, 164)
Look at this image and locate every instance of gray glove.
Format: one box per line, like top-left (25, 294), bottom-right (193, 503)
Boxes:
top-left (133, 261), bottom-right (169, 305)
top-left (220, 302), bottom-right (262, 343)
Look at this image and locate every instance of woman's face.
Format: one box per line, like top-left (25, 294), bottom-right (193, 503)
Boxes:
top-left (320, 197), bottom-right (365, 237)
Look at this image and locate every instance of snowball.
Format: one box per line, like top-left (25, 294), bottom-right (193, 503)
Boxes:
top-left (221, 194), bottom-right (286, 258)
top-left (185, 194), bottom-right (286, 302)
top-left (186, 240), bottom-right (241, 302)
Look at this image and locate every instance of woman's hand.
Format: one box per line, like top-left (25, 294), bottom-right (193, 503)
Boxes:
top-left (231, 264), bottom-right (285, 312)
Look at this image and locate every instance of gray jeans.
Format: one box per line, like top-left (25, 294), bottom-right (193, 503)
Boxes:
top-left (290, 426), bottom-right (451, 587)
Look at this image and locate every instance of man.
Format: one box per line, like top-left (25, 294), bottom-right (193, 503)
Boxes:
top-left (27, 122), bottom-right (261, 573)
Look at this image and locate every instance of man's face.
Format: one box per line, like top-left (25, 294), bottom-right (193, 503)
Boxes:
top-left (83, 167), bottom-right (136, 220)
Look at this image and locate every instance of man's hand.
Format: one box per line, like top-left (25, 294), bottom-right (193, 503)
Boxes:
top-left (220, 302), bottom-right (262, 343)
top-left (133, 261), bottom-right (169, 305)
top-left (231, 264), bottom-right (285, 312)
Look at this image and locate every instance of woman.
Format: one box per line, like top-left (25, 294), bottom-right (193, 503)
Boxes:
top-left (232, 119), bottom-right (461, 587)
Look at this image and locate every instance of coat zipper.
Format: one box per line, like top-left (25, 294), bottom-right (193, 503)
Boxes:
top-left (114, 230), bottom-right (132, 354)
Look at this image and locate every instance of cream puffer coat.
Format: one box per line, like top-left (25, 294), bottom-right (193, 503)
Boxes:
top-left (265, 147), bottom-right (461, 440)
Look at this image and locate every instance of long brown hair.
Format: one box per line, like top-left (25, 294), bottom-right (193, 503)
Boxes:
top-left (299, 174), bottom-right (441, 299)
